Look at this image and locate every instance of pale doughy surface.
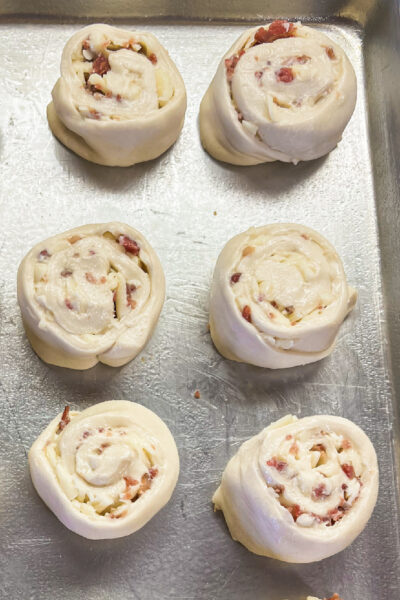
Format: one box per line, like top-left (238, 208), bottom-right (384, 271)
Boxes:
top-left (17, 222), bottom-right (165, 369)
top-left (29, 401), bottom-right (179, 539)
top-left (48, 23), bottom-right (186, 166)
top-left (200, 21), bottom-right (356, 165)
top-left (209, 223), bottom-right (356, 369)
top-left (213, 414), bottom-right (378, 563)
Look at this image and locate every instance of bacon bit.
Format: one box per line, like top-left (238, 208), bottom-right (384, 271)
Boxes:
top-left (285, 305), bottom-right (294, 315)
top-left (98, 427), bottom-right (104, 433)
top-left (296, 55), bottom-right (310, 64)
top-left (89, 108), bottom-right (101, 120)
top-left (39, 249), bottom-right (50, 259)
top-left (138, 473), bottom-right (152, 496)
top-left (242, 305), bottom-right (252, 323)
top-left (313, 483), bottom-right (329, 499)
top-left (124, 475), bottom-right (139, 488)
top-left (327, 595), bottom-right (342, 600)
top-left (291, 321), bottom-right (297, 326)
top-left (342, 483), bottom-right (348, 490)
top-left (148, 53), bottom-right (157, 64)
top-left (285, 434), bottom-right (292, 440)
top-left (289, 442), bottom-right (299, 455)
top-left (276, 67), bottom-right (294, 83)
top-left (268, 312), bottom-right (275, 319)
top-left (326, 46), bottom-right (336, 60)
top-left (230, 272), bottom-right (241, 284)
top-left (82, 431), bottom-right (90, 439)
top-left (119, 235), bottom-right (140, 255)
top-left (287, 503), bottom-right (302, 521)
top-left (341, 439), bottom-right (352, 450)
top-left (149, 467), bottom-right (158, 479)
top-left (85, 272), bottom-right (96, 284)
top-left (65, 299), bottom-right (73, 310)
top-left (242, 245), bottom-right (255, 257)
top-left (82, 39), bottom-right (90, 50)
top-left (311, 444), bottom-right (326, 453)
top-left (272, 484), bottom-right (285, 495)
top-left (254, 21), bottom-right (295, 44)
top-left (88, 250), bottom-right (96, 255)
top-left (57, 406), bottom-right (70, 433)
top-left (127, 298), bottom-right (137, 310)
top-left (116, 94), bottom-right (122, 102)
top-left (267, 457), bottom-right (287, 472)
top-left (225, 54), bottom-right (241, 80)
top-left (126, 283), bottom-right (137, 309)
top-left (113, 290), bottom-right (117, 318)
top-left (237, 111), bottom-right (244, 122)
top-left (194, 390), bottom-right (201, 399)
top-left (92, 54), bottom-right (110, 76)
top-left (342, 464), bottom-right (355, 479)
top-left (301, 233), bottom-right (309, 240)
top-left (255, 70), bottom-right (263, 80)
top-left (328, 506), bottom-right (346, 524)
top-left (61, 269), bottom-right (72, 278)
top-left (96, 442), bottom-right (110, 455)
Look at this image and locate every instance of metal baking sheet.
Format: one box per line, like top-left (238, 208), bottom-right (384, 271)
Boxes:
top-left (0, 2), bottom-right (399, 598)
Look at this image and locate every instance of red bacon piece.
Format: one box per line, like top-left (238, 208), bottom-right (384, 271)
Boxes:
top-left (276, 67), bottom-right (294, 83)
top-left (119, 235), bottom-right (140, 255)
top-left (266, 457), bottom-right (287, 472)
top-left (312, 483), bottom-right (329, 499)
top-left (230, 272), bottom-right (241, 284)
top-left (92, 54), bottom-right (110, 76)
top-left (254, 20), bottom-right (295, 44)
top-left (242, 305), bottom-right (252, 323)
top-left (341, 464), bottom-right (355, 479)
top-left (287, 503), bottom-right (302, 521)
top-left (225, 55), bottom-right (240, 80)
top-left (326, 47), bottom-right (336, 60)
top-left (57, 406), bottom-right (70, 433)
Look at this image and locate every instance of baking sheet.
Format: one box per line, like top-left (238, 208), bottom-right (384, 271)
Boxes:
top-left (0, 3), bottom-right (399, 599)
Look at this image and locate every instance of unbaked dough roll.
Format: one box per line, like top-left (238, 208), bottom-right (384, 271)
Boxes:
top-left (17, 222), bottom-right (165, 369)
top-left (200, 20), bottom-right (356, 165)
top-left (29, 401), bottom-right (179, 539)
top-left (213, 415), bottom-right (378, 563)
top-left (209, 224), bottom-right (356, 369)
top-left (48, 23), bottom-right (186, 166)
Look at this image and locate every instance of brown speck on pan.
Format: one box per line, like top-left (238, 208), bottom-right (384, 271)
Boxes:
top-left (194, 390), bottom-right (201, 399)
top-left (213, 210), bottom-right (217, 216)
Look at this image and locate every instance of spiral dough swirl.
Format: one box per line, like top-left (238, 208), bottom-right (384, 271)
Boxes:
top-left (29, 401), bottom-right (179, 539)
top-left (213, 415), bottom-right (378, 563)
top-left (17, 222), bottom-right (165, 369)
top-left (48, 23), bottom-right (186, 166)
top-left (200, 20), bottom-right (356, 165)
top-left (209, 224), bottom-right (357, 369)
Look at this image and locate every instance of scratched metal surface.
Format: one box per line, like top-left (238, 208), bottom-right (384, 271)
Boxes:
top-left (0, 3), bottom-right (399, 600)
